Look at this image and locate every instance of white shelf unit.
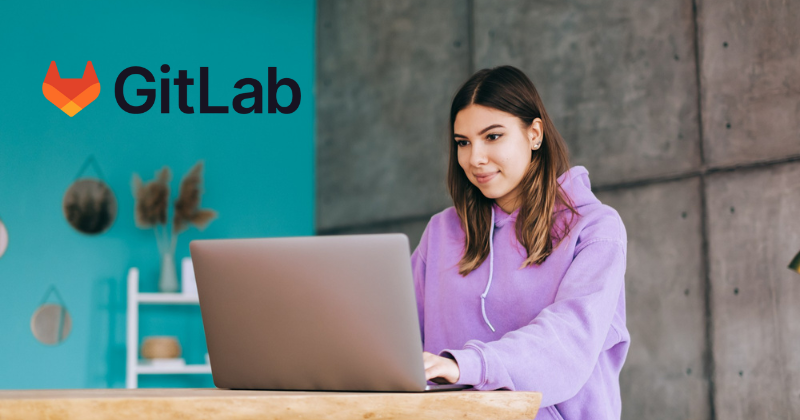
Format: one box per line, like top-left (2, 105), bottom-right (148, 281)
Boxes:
top-left (126, 267), bottom-right (211, 389)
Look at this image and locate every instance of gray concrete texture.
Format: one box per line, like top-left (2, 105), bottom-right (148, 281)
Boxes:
top-left (316, 0), bottom-right (469, 231)
top-left (316, 0), bottom-right (800, 418)
top-left (705, 161), bottom-right (800, 419)
top-left (473, 0), bottom-right (703, 186)
top-left (699, 0), bottom-right (800, 168)
top-left (596, 178), bottom-right (710, 420)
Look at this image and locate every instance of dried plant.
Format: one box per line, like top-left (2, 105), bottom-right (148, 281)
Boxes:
top-left (173, 162), bottom-right (217, 235)
top-left (132, 167), bottom-right (170, 228)
top-left (132, 162), bottom-right (216, 256)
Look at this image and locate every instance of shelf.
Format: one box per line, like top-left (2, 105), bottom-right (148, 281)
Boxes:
top-left (137, 293), bottom-right (199, 304)
top-left (127, 267), bottom-right (211, 388)
top-left (136, 362), bottom-right (212, 375)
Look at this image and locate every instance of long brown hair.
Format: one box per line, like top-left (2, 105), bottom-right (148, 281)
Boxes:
top-left (447, 65), bottom-right (579, 276)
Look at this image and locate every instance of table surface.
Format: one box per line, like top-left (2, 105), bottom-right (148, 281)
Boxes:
top-left (0, 388), bottom-right (542, 420)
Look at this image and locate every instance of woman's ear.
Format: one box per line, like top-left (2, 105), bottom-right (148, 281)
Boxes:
top-left (529, 118), bottom-right (544, 150)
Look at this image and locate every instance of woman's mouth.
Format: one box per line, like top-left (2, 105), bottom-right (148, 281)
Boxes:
top-left (475, 171), bottom-right (498, 184)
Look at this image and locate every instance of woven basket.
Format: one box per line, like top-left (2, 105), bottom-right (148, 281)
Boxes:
top-left (141, 336), bottom-right (181, 359)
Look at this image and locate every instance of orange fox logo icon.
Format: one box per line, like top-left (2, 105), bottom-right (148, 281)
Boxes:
top-left (42, 61), bottom-right (101, 117)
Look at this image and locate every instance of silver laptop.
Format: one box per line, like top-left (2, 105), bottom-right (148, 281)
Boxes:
top-left (189, 233), bottom-right (471, 392)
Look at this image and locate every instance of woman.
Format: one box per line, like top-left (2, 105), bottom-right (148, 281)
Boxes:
top-left (413, 65), bottom-right (630, 420)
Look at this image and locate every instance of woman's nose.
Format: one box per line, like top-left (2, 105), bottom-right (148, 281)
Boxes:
top-left (469, 143), bottom-right (489, 166)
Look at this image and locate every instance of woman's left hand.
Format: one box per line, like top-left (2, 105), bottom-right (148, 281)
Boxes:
top-left (423, 351), bottom-right (461, 384)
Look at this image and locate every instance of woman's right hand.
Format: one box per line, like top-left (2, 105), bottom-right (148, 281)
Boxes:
top-left (423, 351), bottom-right (461, 384)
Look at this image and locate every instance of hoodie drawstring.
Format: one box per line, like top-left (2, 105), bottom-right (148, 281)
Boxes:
top-left (480, 206), bottom-right (496, 332)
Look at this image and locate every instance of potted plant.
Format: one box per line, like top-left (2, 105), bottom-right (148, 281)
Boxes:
top-left (132, 161), bottom-right (217, 292)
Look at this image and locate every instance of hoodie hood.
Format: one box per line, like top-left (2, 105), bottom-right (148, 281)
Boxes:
top-left (491, 165), bottom-right (599, 229)
top-left (482, 165), bottom-right (598, 331)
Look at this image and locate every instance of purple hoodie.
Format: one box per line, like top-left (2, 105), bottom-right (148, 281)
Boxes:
top-left (411, 165), bottom-right (629, 420)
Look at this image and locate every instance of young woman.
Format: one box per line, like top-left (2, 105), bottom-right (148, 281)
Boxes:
top-left (413, 66), bottom-right (629, 420)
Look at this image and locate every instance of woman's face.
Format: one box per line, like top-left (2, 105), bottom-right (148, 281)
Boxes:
top-left (454, 104), bottom-right (543, 213)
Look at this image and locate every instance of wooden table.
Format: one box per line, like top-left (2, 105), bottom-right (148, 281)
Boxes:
top-left (0, 388), bottom-right (542, 420)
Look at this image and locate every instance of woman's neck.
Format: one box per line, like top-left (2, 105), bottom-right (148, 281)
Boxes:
top-left (495, 197), bottom-right (520, 214)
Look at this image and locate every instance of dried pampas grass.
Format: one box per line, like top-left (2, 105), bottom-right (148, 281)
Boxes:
top-left (131, 162), bottom-right (216, 255)
top-left (132, 167), bottom-right (171, 228)
top-left (174, 162), bottom-right (217, 234)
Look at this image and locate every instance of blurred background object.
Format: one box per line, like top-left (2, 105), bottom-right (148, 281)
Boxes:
top-left (140, 336), bottom-right (181, 360)
top-left (30, 286), bottom-right (73, 347)
top-left (0, 217), bottom-right (8, 259)
top-left (62, 156), bottom-right (117, 235)
top-left (181, 257), bottom-right (198, 298)
top-left (62, 179), bottom-right (116, 235)
top-left (132, 161), bottom-right (216, 293)
top-left (790, 250), bottom-right (800, 275)
top-left (31, 304), bottom-right (73, 346)
top-left (315, 1), bottom-right (800, 419)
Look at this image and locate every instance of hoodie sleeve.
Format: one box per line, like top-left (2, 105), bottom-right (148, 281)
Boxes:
top-left (410, 226), bottom-right (429, 344)
top-left (441, 237), bottom-right (626, 406)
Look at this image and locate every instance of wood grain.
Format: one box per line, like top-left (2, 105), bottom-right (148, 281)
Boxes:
top-left (0, 388), bottom-right (542, 420)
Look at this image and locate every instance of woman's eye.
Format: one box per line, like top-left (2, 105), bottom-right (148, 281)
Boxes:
top-left (487, 133), bottom-right (502, 140)
top-left (456, 140), bottom-right (469, 147)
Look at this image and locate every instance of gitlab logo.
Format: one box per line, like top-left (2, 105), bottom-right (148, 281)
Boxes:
top-left (42, 61), bottom-right (300, 117)
top-left (42, 61), bottom-right (101, 117)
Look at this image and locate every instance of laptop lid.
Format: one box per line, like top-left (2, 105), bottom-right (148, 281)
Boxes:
top-left (189, 234), bottom-right (430, 392)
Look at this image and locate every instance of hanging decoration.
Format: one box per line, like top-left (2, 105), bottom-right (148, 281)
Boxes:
top-left (63, 155), bottom-right (117, 234)
top-left (31, 285), bottom-right (73, 345)
top-left (0, 216), bottom-right (7, 259)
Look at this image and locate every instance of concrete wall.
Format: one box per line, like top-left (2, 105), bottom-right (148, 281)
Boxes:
top-left (316, 0), bottom-right (800, 418)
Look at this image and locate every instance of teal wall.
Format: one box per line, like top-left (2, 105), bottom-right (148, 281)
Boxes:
top-left (0, 0), bottom-right (315, 389)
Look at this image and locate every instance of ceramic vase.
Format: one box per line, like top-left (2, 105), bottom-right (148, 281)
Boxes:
top-left (159, 252), bottom-right (179, 293)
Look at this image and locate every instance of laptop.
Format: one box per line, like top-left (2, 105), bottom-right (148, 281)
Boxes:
top-left (189, 233), bottom-right (472, 392)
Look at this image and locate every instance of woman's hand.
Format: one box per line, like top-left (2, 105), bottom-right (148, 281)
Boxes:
top-left (423, 351), bottom-right (461, 384)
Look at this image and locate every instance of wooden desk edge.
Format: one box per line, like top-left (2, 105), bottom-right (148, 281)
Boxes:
top-left (0, 389), bottom-right (542, 420)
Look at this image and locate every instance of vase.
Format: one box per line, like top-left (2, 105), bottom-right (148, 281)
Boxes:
top-left (159, 252), bottom-right (179, 293)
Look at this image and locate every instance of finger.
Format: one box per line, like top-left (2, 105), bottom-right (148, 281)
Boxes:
top-left (424, 358), bottom-right (440, 379)
top-left (422, 352), bottom-right (436, 369)
top-left (429, 359), bottom-right (458, 383)
top-left (425, 359), bottom-right (451, 382)
top-left (426, 365), bottom-right (452, 384)
top-left (425, 364), bottom-right (440, 381)
top-left (424, 358), bottom-right (435, 371)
